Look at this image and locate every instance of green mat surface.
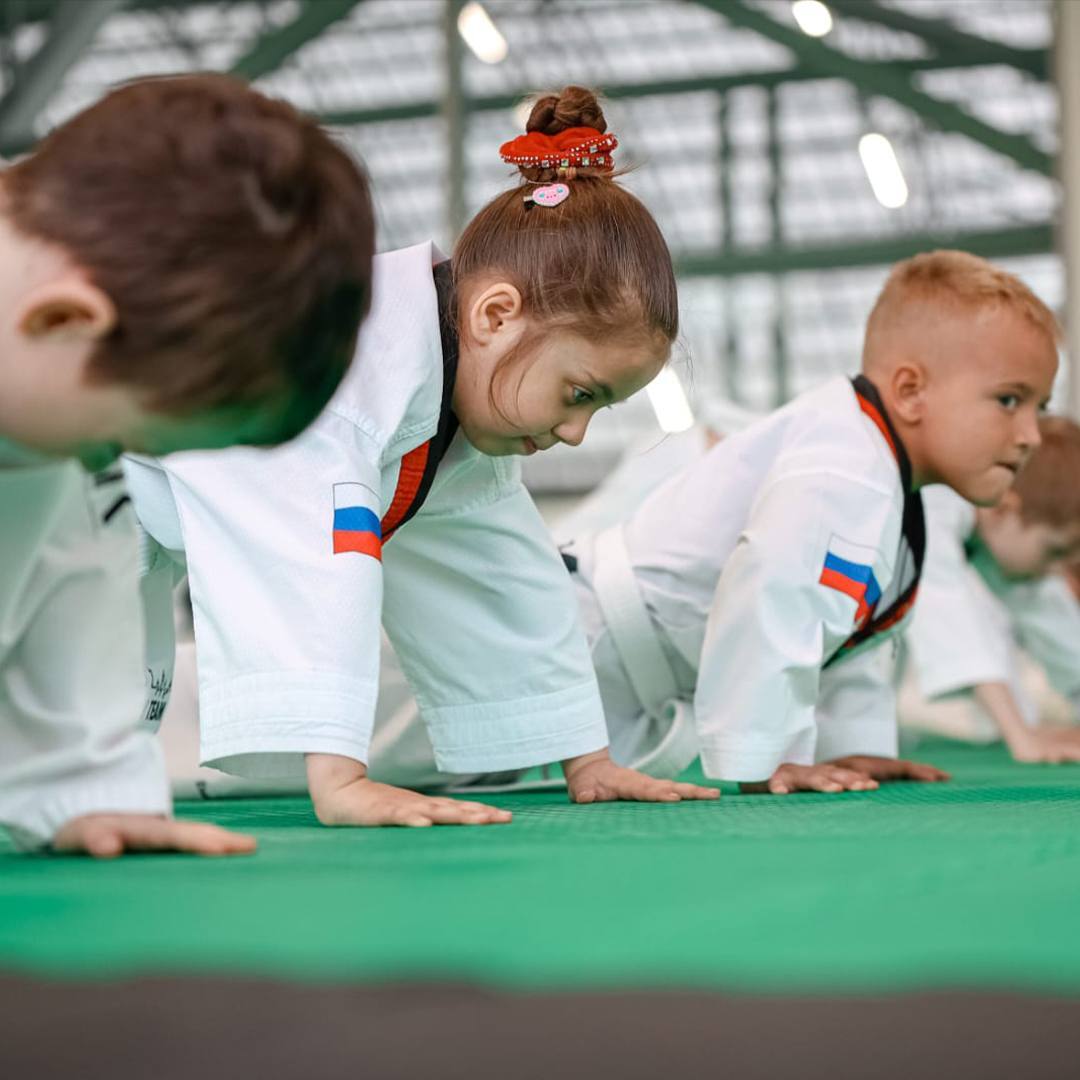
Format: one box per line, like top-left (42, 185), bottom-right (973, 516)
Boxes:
top-left (3, 737), bottom-right (1080, 994)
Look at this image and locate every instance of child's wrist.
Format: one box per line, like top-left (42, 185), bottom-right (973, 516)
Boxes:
top-left (561, 748), bottom-right (609, 779)
top-left (305, 752), bottom-right (368, 801)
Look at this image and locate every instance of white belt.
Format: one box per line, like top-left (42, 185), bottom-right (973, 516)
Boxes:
top-left (590, 524), bottom-right (700, 778)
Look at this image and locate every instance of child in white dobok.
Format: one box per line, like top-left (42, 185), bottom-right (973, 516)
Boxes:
top-left (902, 417), bottom-right (1080, 763)
top-left (128, 87), bottom-right (719, 826)
top-left (562, 251), bottom-right (1058, 793)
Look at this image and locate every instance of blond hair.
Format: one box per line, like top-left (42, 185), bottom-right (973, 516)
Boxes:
top-left (863, 250), bottom-right (1061, 366)
top-left (1014, 416), bottom-right (1080, 529)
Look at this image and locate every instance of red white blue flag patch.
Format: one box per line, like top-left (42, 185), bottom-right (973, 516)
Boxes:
top-left (332, 482), bottom-right (381, 560)
top-left (819, 535), bottom-right (881, 627)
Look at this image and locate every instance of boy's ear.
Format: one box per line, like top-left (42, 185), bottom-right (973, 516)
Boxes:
top-left (16, 277), bottom-right (116, 342)
top-left (888, 361), bottom-right (928, 424)
top-left (464, 281), bottom-right (524, 346)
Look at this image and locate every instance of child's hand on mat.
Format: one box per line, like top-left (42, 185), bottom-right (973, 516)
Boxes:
top-left (746, 762), bottom-right (880, 795)
top-left (562, 749), bottom-right (720, 804)
top-left (827, 755), bottom-right (951, 783)
top-left (306, 753), bottom-right (512, 827)
top-left (1005, 726), bottom-right (1080, 765)
top-left (52, 814), bottom-right (257, 858)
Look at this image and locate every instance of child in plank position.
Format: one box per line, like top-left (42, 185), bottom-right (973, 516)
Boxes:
top-left (560, 250), bottom-right (1058, 792)
top-left (902, 417), bottom-right (1080, 763)
top-left (0, 75), bottom-right (374, 854)
top-left (127, 86), bottom-right (719, 825)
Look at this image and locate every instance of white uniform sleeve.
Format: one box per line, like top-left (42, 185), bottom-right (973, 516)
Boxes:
top-left (814, 644), bottom-right (899, 762)
top-left (137, 529), bottom-right (188, 733)
top-left (906, 488), bottom-right (1014, 699)
top-left (693, 470), bottom-right (898, 781)
top-left (382, 470), bottom-right (608, 773)
top-left (0, 464), bottom-right (169, 850)
top-left (1002, 574), bottom-right (1080, 704)
top-left (143, 412), bottom-right (385, 779)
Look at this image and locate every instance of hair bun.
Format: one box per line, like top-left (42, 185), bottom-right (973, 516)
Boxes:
top-left (526, 86), bottom-right (606, 136)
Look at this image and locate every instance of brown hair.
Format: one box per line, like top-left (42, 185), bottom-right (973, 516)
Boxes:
top-left (1014, 416), bottom-right (1080, 528)
top-left (2, 74), bottom-right (374, 442)
top-left (452, 86), bottom-right (678, 385)
top-left (863, 249), bottom-right (1061, 364)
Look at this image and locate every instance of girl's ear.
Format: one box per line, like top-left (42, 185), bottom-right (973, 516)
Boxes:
top-left (464, 281), bottom-right (524, 346)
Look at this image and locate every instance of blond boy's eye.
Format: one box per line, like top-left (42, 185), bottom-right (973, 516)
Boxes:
top-left (998, 394), bottom-right (1020, 410)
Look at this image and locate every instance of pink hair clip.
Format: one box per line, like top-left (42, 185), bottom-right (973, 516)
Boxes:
top-left (523, 183), bottom-right (570, 210)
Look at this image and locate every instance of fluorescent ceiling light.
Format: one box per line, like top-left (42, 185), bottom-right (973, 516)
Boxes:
top-left (646, 368), bottom-right (695, 434)
top-left (791, 1), bottom-right (833, 37)
top-left (458, 2), bottom-right (507, 64)
top-left (858, 133), bottom-right (909, 209)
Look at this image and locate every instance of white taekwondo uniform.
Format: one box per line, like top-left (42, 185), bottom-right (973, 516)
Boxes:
top-left (903, 485), bottom-right (1080, 736)
top-left (124, 242), bottom-right (608, 782)
top-left (0, 444), bottom-right (169, 849)
top-left (561, 375), bottom-right (926, 782)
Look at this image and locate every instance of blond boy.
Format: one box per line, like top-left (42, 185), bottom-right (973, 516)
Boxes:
top-left (561, 251), bottom-right (1058, 792)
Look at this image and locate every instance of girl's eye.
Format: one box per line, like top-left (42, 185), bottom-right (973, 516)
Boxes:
top-left (571, 386), bottom-right (594, 406)
top-left (997, 394), bottom-right (1020, 410)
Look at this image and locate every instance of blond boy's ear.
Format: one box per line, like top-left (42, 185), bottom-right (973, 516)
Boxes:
top-left (16, 276), bottom-right (116, 342)
top-left (886, 360), bottom-right (928, 425)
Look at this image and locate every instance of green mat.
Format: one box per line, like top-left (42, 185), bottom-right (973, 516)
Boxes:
top-left (3, 737), bottom-right (1080, 994)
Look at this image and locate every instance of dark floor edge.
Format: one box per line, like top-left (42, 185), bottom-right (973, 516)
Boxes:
top-left (3, 972), bottom-right (1079, 1079)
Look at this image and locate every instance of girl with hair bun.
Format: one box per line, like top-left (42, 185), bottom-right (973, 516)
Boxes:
top-left (127, 86), bottom-right (720, 826)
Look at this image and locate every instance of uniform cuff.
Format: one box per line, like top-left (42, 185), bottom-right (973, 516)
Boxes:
top-left (698, 741), bottom-right (814, 783)
top-left (3, 742), bottom-right (171, 852)
top-left (425, 679), bottom-right (609, 773)
top-left (815, 720), bottom-right (898, 763)
top-left (199, 671), bottom-right (377, 779)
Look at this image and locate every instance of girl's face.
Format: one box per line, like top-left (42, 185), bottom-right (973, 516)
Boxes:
top-left (456, 326), bottom-right (665, 457)
top-left (453, 283), bottom-right (668, 457)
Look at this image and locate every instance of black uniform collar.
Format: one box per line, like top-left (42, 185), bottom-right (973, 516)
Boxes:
top-left (851, 374), bottom-right (914, 493)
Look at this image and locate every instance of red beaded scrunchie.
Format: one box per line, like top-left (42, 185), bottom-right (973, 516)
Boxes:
top-left (499, 126), bottom-right (618, 171)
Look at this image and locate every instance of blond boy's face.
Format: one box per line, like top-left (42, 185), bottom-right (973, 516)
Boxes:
top-left (915, 308), bottom-right (1057, 507)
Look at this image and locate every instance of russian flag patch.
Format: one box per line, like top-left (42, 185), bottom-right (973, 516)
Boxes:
top-left (819, 536), bottom-right (881, 627)
top-left (332, 482), bottom-right (381, 560)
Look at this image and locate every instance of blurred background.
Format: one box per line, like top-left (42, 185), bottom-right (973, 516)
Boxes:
top-left (1, 0), bottom-right (1074, 491)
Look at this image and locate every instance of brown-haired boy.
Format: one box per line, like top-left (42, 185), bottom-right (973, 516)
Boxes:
top-left (904, 417), bottom-right (1080, 763)
top-left (560, 250), bottom-right (1059, 793)
top-left (0, 75), bottom-right (374, 855)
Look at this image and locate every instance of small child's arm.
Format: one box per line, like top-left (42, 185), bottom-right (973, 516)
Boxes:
top-left (911, 490), bottom-right (1080, 763)
top-left (693, 470), bottom-right (902, 791)
top-left (0, 465), bottom-right (254, 856)
top-left (974, 681), bottom-right (1080, 763)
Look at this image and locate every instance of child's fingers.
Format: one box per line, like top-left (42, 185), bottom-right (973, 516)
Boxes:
top-left (446, 799), bottom-right (513, 821)
top-left (424, 799), bottom-right (510, 826)
top-left (637, 779), bottom-right (681, 802)
top-left (670, 781), bottom-right (721, 800)
top-left (81, 825), bottom-right (125, 859)
top-left (824, 766), bottom-right (877, 791)
top-left (808, 773), bottom-right (844, 793)
top-left (768, 769), bottom-right (794, 795)
top-left (167, 823), bottom-right (258, 856)
top-left (55, 817), bottom-right (257, 857)
top-left (904, 761), bottom-right (951, 782)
